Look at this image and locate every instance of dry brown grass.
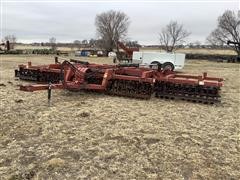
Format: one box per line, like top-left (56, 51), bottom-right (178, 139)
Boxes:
top-left (0, 55), bottom-right (239, 179)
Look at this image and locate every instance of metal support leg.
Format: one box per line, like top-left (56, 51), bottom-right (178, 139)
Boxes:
top-left (48, 83), bottom-right (52, 106)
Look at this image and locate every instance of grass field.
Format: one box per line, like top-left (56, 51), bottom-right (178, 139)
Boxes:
top-left (0, 55), bottom-right (239, 179)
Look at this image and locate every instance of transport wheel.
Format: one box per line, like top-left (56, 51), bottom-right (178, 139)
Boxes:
top-left (162, 62), bottom-right (174, 71)
top-left (151, 61), bottom-right (161, 70)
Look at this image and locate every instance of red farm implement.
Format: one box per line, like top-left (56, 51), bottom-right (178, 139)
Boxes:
top-left (16, 57), bottom-right (223, 104)
top-left (116, 41), bottom-right (139, 62)
top-left (15, 57), bottom-right (62, 82)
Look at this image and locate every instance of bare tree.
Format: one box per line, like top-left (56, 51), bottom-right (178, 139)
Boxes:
top-left (4, 35), bottom-right (17, 49)
top-left (81, 39), bottom-right (88, 48)
top-left (207, 10), bottom-right (240, 56)
top-left (49, 37), bottom-right (57, 51)
top-left (73, 40), bottom-right (81, 50)
top-left (95, 10), bottom-right (130, 53)
top-left (95, 39), bottom-right (104, 49)
top-left (89, 38), bottom-right (97, 47)
top-left (159, 21), bottom-right (190, 52)
top-left (73, 40), bottom-right (81, 44)
top-left (82, 39), bottom-right (88, 45)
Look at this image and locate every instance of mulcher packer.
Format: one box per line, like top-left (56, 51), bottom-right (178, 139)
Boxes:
top-left (16, 57), bottom-right (223, 104)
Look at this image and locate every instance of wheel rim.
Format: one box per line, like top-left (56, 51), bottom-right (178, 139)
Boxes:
top-left (164, 65), bottom-right (172, 70)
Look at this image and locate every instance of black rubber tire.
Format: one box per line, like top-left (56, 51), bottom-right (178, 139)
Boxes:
top-left (113, 57), bottom-right (117, 63)
top-left (150, 61), bottom-right (161, 70)
top-left (162, 62), bottom-right (174, 71)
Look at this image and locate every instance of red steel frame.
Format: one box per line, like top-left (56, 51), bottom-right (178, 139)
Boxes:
top-left (18, 61), bottom-right (62, 73)
top-left (117, 41), bottom-right (139, 59)
top-left (19, 60), bottom-right (223, 93)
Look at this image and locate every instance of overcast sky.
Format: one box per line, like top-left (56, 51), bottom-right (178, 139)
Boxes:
top-left (1, 0), bottom-right (239, 45)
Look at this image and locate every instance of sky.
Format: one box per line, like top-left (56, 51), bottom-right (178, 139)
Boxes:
top-left (0, 0), bottom-right (239, 45)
